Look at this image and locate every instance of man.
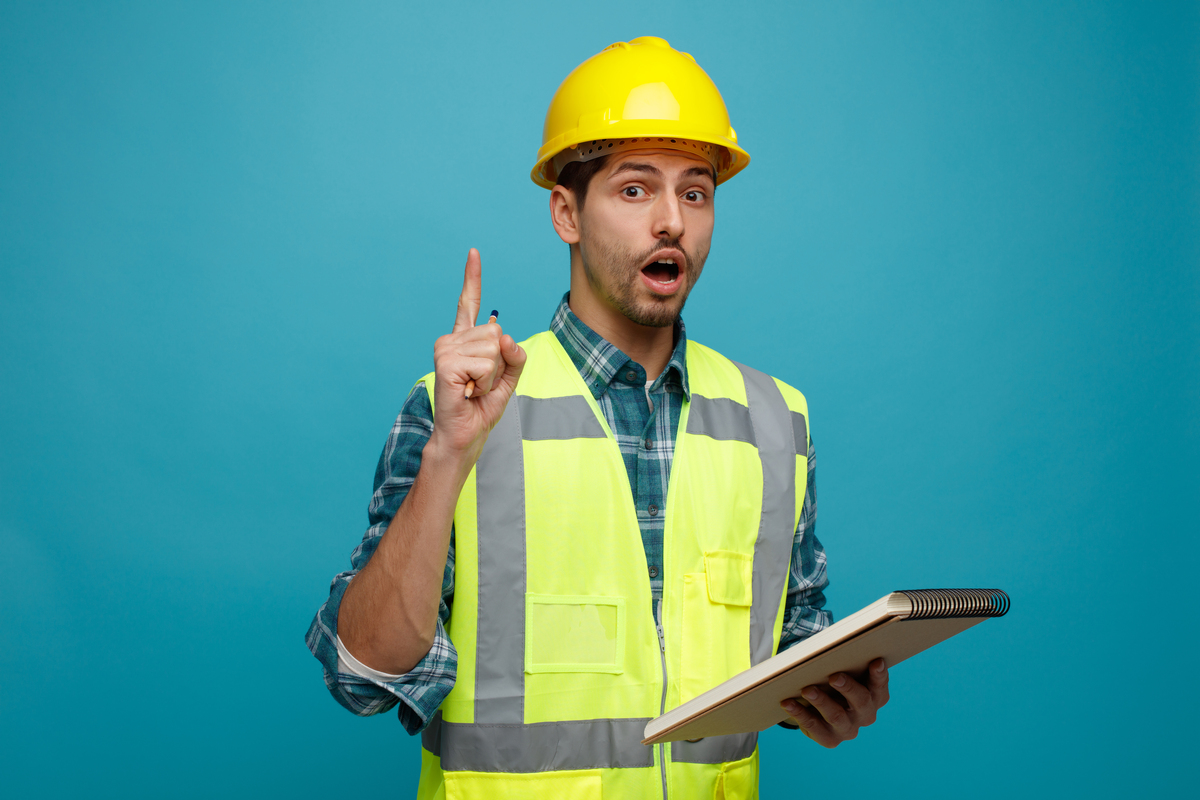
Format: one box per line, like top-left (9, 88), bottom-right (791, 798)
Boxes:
top-left (307, 36), bottom-right (888, 798)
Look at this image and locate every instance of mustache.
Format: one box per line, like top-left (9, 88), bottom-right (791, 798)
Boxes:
top-left (633, 238), bottom-right (689, 272)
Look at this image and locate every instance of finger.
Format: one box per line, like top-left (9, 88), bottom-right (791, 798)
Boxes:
top-left (780, 698), bottom-right (838, 749)
top-left (828, 672), bottom-right (873, 720)
top-left (801, 685), bottom-right (856, 741)
top-left (494, 336), bottom-right (527, 391)
top-left (500, 335), bottom-right (527, 369)
top-left (455, 337), bottom-right (504, 361)
top-left (462, 351), bottom-right (503, 400)
top-left (868, 658), bottom-right (890, 707)
top-left (473, 359), bottom-right (503, 397)
top-left (482, 346), bottom-right (506, 396)
top-left (453, 249), bottom-right (482, 333)
top-left (452, 356), bottom-right (501, 395)
top-left (452, 321), bottom-right (504, 345)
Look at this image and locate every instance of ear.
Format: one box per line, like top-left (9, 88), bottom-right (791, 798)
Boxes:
top-left (550, 185), bottom-right (581, 245)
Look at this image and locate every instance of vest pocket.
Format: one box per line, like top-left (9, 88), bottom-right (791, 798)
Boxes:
top-left (715, 753), bottom-right (759, 800)
top-left (680, 558), bottom-right (753, 703)
top-left (525, 594), bottom-right (626, 674)
top-left (702, 551), bottom-right (753, 607)
top-left (444, 769), bottom-right (603, 800)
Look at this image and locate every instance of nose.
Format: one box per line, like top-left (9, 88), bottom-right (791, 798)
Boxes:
top-left (654, 194), bottom-right (685, 241)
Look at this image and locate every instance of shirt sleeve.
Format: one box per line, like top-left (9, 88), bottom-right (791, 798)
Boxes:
top-left (778, 436), bottom-right (833, 652)
top-left (304, 381), bottom-right (458, 735)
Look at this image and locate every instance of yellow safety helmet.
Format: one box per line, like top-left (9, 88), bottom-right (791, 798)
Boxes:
top-left (531, 36), bottom-right (750, 189)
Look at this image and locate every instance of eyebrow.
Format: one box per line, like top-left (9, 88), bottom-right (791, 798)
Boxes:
top-left (611, 162), bottom-right (662, 178)
top-left (610, 162), bottom-right (717, 184)
top-left (681, 165), bottom-right (717, 184)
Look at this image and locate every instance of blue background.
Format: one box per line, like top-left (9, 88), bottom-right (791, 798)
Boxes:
top-left (2, 1), bottom-right (1196, 797)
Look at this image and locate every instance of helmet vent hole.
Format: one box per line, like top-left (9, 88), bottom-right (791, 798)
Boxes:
top-left (550, 136), bottom-right (725, 176)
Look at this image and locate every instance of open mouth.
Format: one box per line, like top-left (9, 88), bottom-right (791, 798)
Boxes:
top-left (640, 256), bottom-right (681, 287)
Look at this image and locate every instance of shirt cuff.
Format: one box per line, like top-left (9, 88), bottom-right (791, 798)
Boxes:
top-left (336, 634), bottom-right (405, 682)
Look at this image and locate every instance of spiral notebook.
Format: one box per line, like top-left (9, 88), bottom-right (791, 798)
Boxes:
top-left (643, 588), bottom-right (1010, 745)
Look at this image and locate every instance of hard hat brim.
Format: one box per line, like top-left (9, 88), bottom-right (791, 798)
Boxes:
top-left (532, 122), bottom-right (750, 189)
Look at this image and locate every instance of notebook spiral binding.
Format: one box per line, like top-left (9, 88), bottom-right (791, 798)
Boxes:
top-left (897, 589), bottom-right (1010, 619)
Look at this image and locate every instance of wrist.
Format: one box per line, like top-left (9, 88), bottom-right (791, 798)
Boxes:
top-left (423, 431), bottom-right (481, 484)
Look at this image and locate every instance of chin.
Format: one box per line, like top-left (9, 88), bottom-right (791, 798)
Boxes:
top-left (623, 297), bottom-right (684, 328)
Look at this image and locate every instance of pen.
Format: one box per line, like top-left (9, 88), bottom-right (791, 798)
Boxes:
top-left (464, 309), bottom-right (499, 399)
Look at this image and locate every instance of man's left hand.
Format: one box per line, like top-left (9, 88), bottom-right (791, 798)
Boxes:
top-left (780, 658), bottom-right (889, 748)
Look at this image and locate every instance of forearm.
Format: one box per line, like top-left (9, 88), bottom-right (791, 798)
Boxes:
top-left (338, 433), bottom-right (475, 674)
top-left (320, 252), bottom-right (526, 681)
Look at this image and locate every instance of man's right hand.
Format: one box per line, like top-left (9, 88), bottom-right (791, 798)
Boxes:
top-left (337, 249), bottom-right (526, 676)
top-left (430, 248), bottom-right (526, 462)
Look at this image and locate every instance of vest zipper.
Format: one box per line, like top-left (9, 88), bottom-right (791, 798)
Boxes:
top-left (656, 599), bottom-right (668, 800)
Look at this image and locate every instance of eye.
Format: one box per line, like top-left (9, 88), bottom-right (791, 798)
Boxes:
top-left (684, 191), bottom-right (705, 203)
top-left (623, 186), bottom-right (644, 198)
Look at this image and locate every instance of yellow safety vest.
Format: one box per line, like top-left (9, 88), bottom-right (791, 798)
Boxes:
top-left (414, 331), bottom-right (810, 800)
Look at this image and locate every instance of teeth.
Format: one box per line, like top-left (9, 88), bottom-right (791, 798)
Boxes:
top-left (656, 258), bottom-right (675, 264)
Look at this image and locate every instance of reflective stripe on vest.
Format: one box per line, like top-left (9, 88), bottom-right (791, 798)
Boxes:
top-left (735, 361), bottom-right (802, 666)
top-left (422, 711), bottom-right (655, 771)
top-left (422, 711), bottom-right (761, 771)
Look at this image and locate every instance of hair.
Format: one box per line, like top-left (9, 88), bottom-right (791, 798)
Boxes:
top-left (554, 155), bottom-right (611, 210)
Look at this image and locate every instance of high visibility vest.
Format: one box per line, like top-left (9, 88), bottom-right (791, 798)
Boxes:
top-left (414, 331), bottom-right (809, 800)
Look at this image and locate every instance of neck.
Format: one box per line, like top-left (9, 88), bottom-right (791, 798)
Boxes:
top-left (568, 266), bottom-right (677, 382)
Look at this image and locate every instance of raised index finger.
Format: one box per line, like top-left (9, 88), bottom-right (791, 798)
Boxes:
top-left (453, 248), bottom-right (483, 333)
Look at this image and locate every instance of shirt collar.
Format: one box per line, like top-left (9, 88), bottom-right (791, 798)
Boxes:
top-left (550, 292), bottom-right (691, 402)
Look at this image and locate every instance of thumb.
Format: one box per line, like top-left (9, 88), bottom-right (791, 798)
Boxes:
top-left (498, 335), bottom-right (527, 385)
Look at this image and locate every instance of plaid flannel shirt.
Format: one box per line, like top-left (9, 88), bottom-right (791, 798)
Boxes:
top-left (306, 294), bottom-right (831, 733)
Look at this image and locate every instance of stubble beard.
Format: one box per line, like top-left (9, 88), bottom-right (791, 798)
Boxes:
top-left (579, 230), bottom-right (708, 329)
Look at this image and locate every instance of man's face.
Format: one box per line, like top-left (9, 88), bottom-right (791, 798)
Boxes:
top-left (574, 149), bottom-right (716, 328)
